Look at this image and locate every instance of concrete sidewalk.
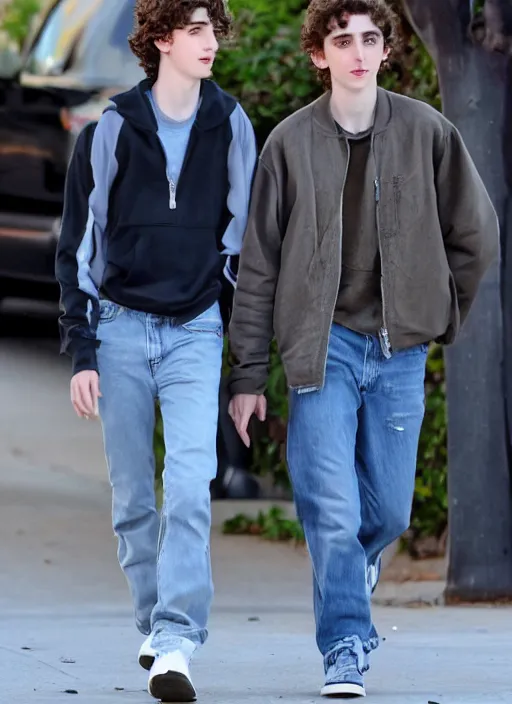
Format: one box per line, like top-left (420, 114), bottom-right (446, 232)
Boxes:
top-left (1, 457), bottom-right (511, 703)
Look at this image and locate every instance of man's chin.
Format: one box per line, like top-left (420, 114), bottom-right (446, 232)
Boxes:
top-left (190, 66), bottom-right (214, 80)
top-left (334, 75), bottom-right (374, 93)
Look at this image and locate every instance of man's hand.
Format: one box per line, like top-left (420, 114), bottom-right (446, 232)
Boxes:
top-left (71, 370), bottom-right (101, 419)
top-left (228, 393), bottom-right (267, 448)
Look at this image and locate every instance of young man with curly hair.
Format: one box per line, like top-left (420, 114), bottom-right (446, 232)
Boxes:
top-left (55, 0), bottom-right (256, 700)
top-left (228, 0), bottom-right (498, 697)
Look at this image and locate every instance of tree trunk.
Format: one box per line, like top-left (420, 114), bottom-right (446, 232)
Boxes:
top-left (404, 0), bottom-right (512, 601)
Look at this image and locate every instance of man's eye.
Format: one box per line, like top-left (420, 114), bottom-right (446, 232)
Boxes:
top-left (365, 37), bottom-right (377, 45)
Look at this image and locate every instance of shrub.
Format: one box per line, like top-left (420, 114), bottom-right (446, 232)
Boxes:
top-left (0, 0), bottom-right (40, 49)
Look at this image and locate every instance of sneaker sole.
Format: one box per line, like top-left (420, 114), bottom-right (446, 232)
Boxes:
top-left (149, 671), bottom-right (197, 702)
top-left (139, 653), bottom-right (155, 671)
top-left (321, 682), bottom-right (366, 698)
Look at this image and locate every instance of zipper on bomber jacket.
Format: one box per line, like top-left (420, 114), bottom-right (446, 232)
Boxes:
top-left (372, 133), bottom-right (392, 359)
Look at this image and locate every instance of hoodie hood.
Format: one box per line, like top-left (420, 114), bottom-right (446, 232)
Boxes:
top-left (108, 78), bottom-right (237, 133)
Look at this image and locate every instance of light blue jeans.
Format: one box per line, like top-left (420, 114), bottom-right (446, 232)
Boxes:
top-left (287, 324), bottom-right (427, 671)
top-left (97, 299), bottom-right (223, 653)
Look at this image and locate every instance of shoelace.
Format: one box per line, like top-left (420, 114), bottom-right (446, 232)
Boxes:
top-left (327, 647), bottom-right (361, 681)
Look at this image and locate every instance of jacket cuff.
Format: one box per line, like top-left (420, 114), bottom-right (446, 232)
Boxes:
top-left (227, 371), bottom-right (267, 397)
top-left (69, 338), bottom-right (99, 376)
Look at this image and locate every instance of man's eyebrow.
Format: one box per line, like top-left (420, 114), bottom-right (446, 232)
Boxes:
top-left (330, 29), bottom-right (381, 39)
top-left (187, 21), bottom-right (210, 27)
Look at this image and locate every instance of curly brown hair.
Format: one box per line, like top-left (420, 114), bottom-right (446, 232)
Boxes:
top-left (301, 0), bottom-right (399, 90)
top-left (128, 0), bottom-right (232, 83)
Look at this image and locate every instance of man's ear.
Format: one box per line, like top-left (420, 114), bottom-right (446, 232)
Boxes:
top-left (154, 36), bottom-right (173, 54)
top-left (382, 46), bottom-right (391, 63)
top-left (311, 50), bottom-right (328, 70)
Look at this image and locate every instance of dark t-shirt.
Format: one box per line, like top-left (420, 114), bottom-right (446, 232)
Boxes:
top-left (332, 125), bottom-right (383, 335)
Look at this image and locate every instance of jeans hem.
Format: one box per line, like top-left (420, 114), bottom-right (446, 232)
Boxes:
top-left (324, 634), bottom-right (380, 675)
top-left (151, 619), bottom-right (208, 649)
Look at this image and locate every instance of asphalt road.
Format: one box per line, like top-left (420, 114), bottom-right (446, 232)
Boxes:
top-left (0, 296), bottom-right (107, 482)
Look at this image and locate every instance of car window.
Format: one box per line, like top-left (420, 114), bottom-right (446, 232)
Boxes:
top-left (23, 0), bottom-right (103, 76)
top-left (111, 0), bottom-right (137, 50)
top-left (71, 0), bottom-right (144, 88)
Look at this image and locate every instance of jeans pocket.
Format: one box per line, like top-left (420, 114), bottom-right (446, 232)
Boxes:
top-left (98, 299), bottom-right (123, 324)
top-left (182, 304), bottom-right (223, 337)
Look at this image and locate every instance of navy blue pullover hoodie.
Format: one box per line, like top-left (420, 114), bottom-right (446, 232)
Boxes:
top-left (55, 78), bottom-right (257, 375)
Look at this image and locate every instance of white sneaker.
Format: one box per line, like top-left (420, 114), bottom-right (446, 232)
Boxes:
top-left (138, 634), bottom-right (157, 671)
top-left (148, 650), bottom-right (196, 702)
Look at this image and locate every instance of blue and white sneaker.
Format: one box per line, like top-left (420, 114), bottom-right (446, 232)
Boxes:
top-left (321, 644), bottom-right (366, 698)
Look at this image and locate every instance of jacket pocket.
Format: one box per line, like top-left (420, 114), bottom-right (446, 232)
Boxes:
top-left (107, 225), bottom-right (220, 304)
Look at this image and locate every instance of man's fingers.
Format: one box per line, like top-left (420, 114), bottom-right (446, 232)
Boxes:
top-left (238, 408), bottom-right (252, 448)
top-left (71, 385), bottom-right (89, 417)
top-left (236, 421), bottom-right (251, 448)
top-left (91, 375), bottom-right (101, 416)
top-left (230, 402), bottom-right (252, 448)
top-left (82, 380), bottom-right (96, 416)
top-left (72, 400), bottom-right (86, 418)
top-left (256, 397), bottom-right (267, 422)
top-left (74, 379), bottom-right (94, 416)
top-left (228, 395), bottom-right (267, 447)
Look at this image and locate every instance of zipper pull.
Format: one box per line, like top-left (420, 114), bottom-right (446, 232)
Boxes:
top-left (379, 326), bottom-right (392, 359)
top-left (169, 180), bottom-right (177, 210)
top-left (374, 178), bottom-right (380, 203)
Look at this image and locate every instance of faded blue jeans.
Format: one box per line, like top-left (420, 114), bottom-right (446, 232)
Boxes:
top-left (287, 324), bottom-right (427, 669)
top-left (97, 299), bottom-right (223, 654)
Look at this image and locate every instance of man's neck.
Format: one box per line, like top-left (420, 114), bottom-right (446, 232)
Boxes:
top-left (330, 82), bottom-right (378, 134)
top-left (152, 63), bottom-right (201, 122)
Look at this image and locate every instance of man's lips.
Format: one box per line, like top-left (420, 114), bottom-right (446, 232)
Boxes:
top-left (199, 57), bottom-right (213, 64)
top-left (351, 69), bottom-right (368, 76)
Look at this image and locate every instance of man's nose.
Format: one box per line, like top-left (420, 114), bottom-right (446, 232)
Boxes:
top-left (206, 29), bottom-right (219, 53)
top-left (353, 38), bottom-right (365, 62)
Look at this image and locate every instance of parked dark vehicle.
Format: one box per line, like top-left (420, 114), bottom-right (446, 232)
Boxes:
top-left (0, 0), bottom-right (258, 498)
top-left (0, 0), bottom-right (144, 301)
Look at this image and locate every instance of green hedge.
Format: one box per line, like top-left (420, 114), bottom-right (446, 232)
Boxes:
top-left (0, 0), bottom-right (40, 49)
top-left (154, 0), bottom-right (448, 544)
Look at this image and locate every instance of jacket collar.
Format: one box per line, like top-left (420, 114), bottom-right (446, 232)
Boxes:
top-left (108, 78), bottom-right (237, 133)
top-left (312, 87), bottom-right (392, 138)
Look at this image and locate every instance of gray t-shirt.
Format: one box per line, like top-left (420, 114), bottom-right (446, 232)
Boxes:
top-left (147, 89), bottom-right (200, 185)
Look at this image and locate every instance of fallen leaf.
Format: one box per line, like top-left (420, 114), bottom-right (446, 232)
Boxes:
top-left (60, 657), bottom-right (76, 664)
top-left (64, 690), bottom-right (78, 695)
